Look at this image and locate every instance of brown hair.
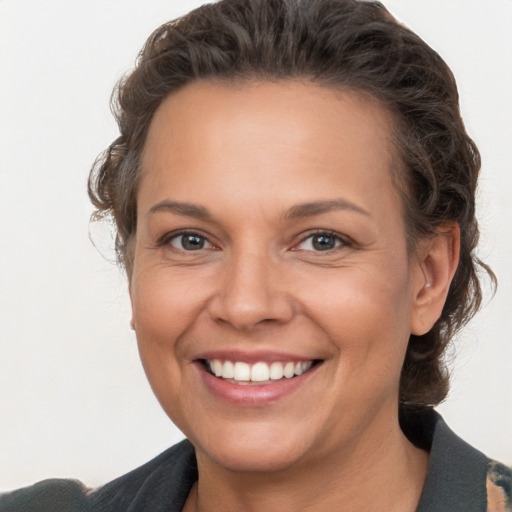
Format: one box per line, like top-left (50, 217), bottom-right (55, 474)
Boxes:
top-left (88, 0), bottom-right (495, 408)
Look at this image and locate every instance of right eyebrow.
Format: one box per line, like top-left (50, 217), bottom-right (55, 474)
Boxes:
top-left (147, 200), bottom-right (213, 219)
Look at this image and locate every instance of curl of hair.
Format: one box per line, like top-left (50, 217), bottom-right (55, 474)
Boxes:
top-left (88, 0), bottom-right (496, 408)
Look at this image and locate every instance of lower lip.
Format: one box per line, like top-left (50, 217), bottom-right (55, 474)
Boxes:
top-left (196, 363), bottom-right (320, 405)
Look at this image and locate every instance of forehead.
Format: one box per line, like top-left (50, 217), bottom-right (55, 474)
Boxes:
top-left (139, 80), bottom-right (400, 221)
top-left (143, 79), bottom-right (395, 159)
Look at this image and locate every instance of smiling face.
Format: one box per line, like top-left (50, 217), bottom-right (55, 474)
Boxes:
top-left (130, 80), bottom-right (428, 473)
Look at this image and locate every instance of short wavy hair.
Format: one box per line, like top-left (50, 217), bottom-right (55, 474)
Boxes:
top-left (89, 0), bottom-right (495, 408)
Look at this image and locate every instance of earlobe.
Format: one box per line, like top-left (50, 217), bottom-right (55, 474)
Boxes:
top-left (410, 223), bottom-right (460, 336)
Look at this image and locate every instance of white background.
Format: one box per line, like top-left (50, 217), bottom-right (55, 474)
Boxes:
top-left (0, 0), bottom-right (511, 491)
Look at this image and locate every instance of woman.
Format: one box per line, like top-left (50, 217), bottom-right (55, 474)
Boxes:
top-left (1, 0), bottom-right (510, 511)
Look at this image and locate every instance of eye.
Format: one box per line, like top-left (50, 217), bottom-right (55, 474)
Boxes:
top-left (168, 232), bottom-right (214, 251)
top-left (296, 232), bottom-right (345, 252)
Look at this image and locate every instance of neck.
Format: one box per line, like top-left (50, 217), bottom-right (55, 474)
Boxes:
top-left (186, 416), bottom-right (428, 512)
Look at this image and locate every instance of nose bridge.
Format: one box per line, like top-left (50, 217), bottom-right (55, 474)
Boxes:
top-left (209, 244), bottom-right (294, 330)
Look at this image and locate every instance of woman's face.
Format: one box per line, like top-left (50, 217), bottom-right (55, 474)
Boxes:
top-left (130, 80), bottom-right (427, 472)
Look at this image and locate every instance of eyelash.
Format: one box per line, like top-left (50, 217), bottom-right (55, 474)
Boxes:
top-left (159, 229), bottom-right (351, 253)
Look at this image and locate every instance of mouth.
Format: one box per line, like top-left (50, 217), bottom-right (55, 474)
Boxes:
top-left (200, 358), bottom-right (322, 385)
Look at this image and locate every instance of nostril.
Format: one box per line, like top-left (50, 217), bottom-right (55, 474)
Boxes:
top-left (208, 295), bottom-right (294, 331)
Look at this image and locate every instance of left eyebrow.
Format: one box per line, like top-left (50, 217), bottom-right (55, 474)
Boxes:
top-left (284, 199), bottom-right (371, 219)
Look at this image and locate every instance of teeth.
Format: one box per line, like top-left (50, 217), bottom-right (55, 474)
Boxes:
top-left (251, 362), bottom-right (270, 382)
top-left (233, 362), bottom-right (251, 381)
top-left (208, 359), bottom-right (314, 382)
top-left (222, 360), bottom-right (234, 379)
top-left (283, 362), bottom-right (295, 378)
top-left (269, 362), bottom-right (284, 380)
top-left (212, 359), bottom-right (223, 377)
top-left (301, 361), bottom-right (313, 374)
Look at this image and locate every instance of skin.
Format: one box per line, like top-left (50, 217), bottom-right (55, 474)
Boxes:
top-left (130, 80), bottom-right (459, 512)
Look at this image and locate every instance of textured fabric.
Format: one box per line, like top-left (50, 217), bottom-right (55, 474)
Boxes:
top-left (0, 479), bottom-right (90, 512)
top-left (88, 440), bottom-right (197, 512)
top-left (1, 410), bottom-right (510, 511)
top-left (415, 412), bottom-right (488, 511)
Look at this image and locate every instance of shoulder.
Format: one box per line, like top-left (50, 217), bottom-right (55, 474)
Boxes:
top-left (89, 438), bottom-right (197, 511)
top-left (0, 478), bottom-right (90, 512)
top-left (486, 459), bottom-right (512, 511)
top-left (0, 440), bottom-right (197, 512)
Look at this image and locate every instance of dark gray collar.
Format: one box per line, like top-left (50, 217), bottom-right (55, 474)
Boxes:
top-left (414, 410), bottom-right (487, 511)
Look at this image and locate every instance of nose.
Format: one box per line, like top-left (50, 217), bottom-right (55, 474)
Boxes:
top-left (207, 249), bottom-right (295, 331)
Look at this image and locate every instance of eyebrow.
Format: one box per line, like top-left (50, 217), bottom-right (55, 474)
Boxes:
top-left (147, 198), bottom-right (370, 220)
top-left (284, 199), bottom-right (370, 219)
top-left (147, 200), bottom-right (212, 219)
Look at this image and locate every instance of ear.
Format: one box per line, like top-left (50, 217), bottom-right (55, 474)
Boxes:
top-left (410, 223), bottom-right (460, 336)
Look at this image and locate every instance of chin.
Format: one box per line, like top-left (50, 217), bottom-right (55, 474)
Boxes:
top-left (202, 444), bottom-right (308, 474)
top-left (189, 422), bottom-right (316, 474)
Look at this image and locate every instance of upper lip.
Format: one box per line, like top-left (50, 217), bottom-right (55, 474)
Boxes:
top-left (191, 350), bottom-right (323, 364)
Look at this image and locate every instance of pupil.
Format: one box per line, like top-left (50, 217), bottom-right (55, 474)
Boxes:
top-left (312, 235), bottom-right (335, 251)
top-left (182, 235), bottom-right (204, 250)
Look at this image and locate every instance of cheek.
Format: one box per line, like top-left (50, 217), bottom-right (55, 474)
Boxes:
top-left (131, 269), bottom-right (207, 342)
top-left (130, 269), bottom-right (211, 409)
top-left (130, 270), bottom-right (207, 427)
top-left (297, 264), bottom-right (413, 374)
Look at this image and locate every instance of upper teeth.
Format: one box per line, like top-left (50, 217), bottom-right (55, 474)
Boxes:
top-left (208, 360), bottom-right (313, 382)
